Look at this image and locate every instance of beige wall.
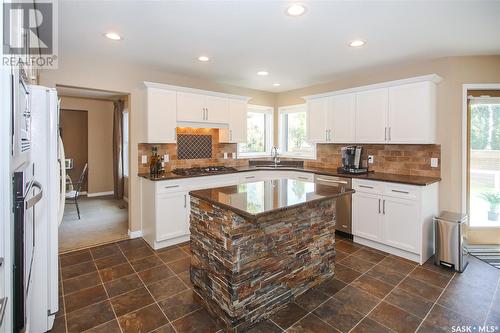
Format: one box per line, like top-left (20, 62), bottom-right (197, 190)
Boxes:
top-left (60, 110), bottom-right (88, 191)
top-left (60, 96), bottom-right (115, 194)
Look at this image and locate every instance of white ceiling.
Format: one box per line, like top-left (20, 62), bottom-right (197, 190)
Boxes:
top-left (58, 1), bottom-right (500, 92)
top-left (56, 85), bottom-right (127, 100)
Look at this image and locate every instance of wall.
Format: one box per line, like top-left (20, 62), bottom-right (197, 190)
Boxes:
top-left (39, 55), bottom-right (276, 232)
top-left (60, 110), bottom-right (88, 191)
top-left (60, 96), bottom-right (115, 194)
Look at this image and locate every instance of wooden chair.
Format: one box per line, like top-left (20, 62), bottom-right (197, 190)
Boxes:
top-left (65, 163), bottom-right (88, 219)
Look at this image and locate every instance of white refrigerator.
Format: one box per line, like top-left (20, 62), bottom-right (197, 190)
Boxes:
top-left (28, 85), bottom-right (65, 332)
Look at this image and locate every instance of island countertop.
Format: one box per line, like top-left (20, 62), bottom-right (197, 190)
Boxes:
top-left (189, 178), bottom-right (354, 220)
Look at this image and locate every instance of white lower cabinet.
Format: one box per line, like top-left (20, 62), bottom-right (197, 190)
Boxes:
top-left (156, 191), bottom-right (189, 243)
top-left (352, 179), bottom-right (438, 264)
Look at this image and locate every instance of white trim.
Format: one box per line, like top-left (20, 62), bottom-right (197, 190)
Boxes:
top-left (128, 229), bottom-right (143, 239)
top-left (278, 104), bottom-right (316, 160)
top-left (87, 191), bottom-right (114, 197)
top-left (303, 74), bottom-right (442, 100)
top-left (143, 81), bottom-right (250, 101)
top-left (461, 83), bottom-right (500, 218)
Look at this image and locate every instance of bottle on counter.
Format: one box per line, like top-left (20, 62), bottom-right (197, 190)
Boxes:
top-left (150, 146), bottom-right (158, 176)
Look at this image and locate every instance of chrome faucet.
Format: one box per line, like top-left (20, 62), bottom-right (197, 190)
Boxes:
top-left (271, 146), bottom-right (280, 166)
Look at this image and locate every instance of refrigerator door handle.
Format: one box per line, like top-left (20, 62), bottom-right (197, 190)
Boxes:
top-left (0, 297), bottom-right (7, 328)
top-left (26, 181), bottom-right (43, 209)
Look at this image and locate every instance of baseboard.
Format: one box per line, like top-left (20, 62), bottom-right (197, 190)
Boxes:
top-left (353, 236), bottom-right (423, 264)
top-left (87, 191), bottom-right (114, 197)
top-left (123, 196), bottom-right (129, 203)
top-left (128, 229), bottom-right (143, 239)
top-left (79, 191), bottom-right (88, 196)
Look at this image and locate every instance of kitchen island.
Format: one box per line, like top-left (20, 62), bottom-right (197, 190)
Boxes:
top-left (189, 178), bottom-right (354, 332)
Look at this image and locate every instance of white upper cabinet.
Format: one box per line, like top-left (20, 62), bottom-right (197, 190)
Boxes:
top-left (146, 87), bottom-right (177, 143)
top-left (220, 99), bottom-right (248, 143)
top-left (355, 88), bottom-right (388, 143)
top-left (388, 81), bottom-right (436, 144)
top-left (177, 92), bottom-right (228, 123)
top-left (306, 97), bottom-right (329, 143)
top-left (330, 93), bottom-right (356, 143)
top-left (205, 95), bottom-right (229, 123)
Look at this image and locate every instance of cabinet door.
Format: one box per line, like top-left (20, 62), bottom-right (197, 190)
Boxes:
top-left (146, 88), bottom-right (177, 143)
top-left (330, 93), bottom-right (356, 143)
top-left (223, 99), bottom-right (247, 143)
top-left (307, 98), bottom-right (329, 143)
top-left (388, 81), bottom-right (436, 143)
top-left (352, 192), bottom-right (383, 242)
top-left (205, 95), bottom-right (229, 123)
top-left (382, 196), bottom-right (420, 253)
top-left (355, 88), bottom-right (388, 143)
top-left (156, 191), bottom-right (189, 242)
top-left (177, 92), bottom-right (206, 122)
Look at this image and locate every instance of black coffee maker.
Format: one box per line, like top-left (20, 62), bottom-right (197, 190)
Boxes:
top-left (338, 146), bottom-right (368, 174)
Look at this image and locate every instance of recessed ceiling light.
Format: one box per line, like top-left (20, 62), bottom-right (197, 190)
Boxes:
top-left (349, 40), bottom-right (365, 47)
top-left (287, 3), bottom-right (306, 16)
top-left (257, 71), bottom-right (269, 76)
top-left (273, 83), bottom-right (281, 87)
top-left (198, 55), bottom-right (209, 62)
top-left (104, 32), bottom-right (122, 41)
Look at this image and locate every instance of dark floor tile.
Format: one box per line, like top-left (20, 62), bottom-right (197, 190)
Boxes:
top-left (316, 277), bottom-right (347, 297)
top-left (295, 285), bottom-right (331, 311)
top-left (269, 303), bottom-right (308, 330)
top-left (313, 297), bottom-right (364, 333)
top-left (351, 318), bottom-right (392, 333)
top-left (335, 250), bottom-right (350, 261)
top-left (366, 264), bottom-right (407, 286)
top-left (123, 246), bottom-right (155, 261)
top-left (129, 255), bottom-right (164, 272)
top-left (94, 253), bottom-right (127, 270)
top-left (350, 248), bottom-right (387, 264)
top-left (335, 240), bottom-right (363, 254)
top-left (452, 257), bottom-right (500, 292)
top-left (245, 320), bottom-right (283, 333)
top-left (118, 238), bottom-right (149, 252)
top-left (369, 301), bottom-right (421, 333)
top-left (50, 315), bottom-right (67, 333)
top-left (338, 256), bottom-right (374, 273)
top-left (63, 271), bottom-right (102, 295)
top-left (90, 243), bottom-right (121, 260)
top-left (151, 324), bottom-right (177, 333)
top-left (104, 273), bottom-right (144, 298)
top-left (350, 275), bottom-right (393, 298)
top-left (485, 309), bottom-right (500, 327)
top-left (66, 300), bottom-right (115, 333)
top-left (171, 308), bottom-right (221, 333)
top-left (60, 249), bottom-right (92, 268)
top-left (385, 287), bottom-right (433, 319)
top-left (61, 261), bottom-right (97, 280)
top-left (64, 284), bottom-right (108, 313)
top-left (138, 265), bottom-right (175, 285)
top-left (378, 256), bottom-right (416, 275)
top-left (287, 313), bottom-right (339, 333)
top-left (179, 243), bottom-right (190, 255)
top-left (420, 304), bottom-right (478, 332)
top-left (167, 257), bottom-right (191, 274)
top-left (177, 270), bottom-right (192, 288)
top-left (118, 303), bottom-right (169, 333)
top-left (85, 319), bottom-right (122, 333)
top-left (334, 264), bottom-right (362, 283)
top-left (147, 275), bottom-right (188, 301)
top-left (99, 263), bottom-right (135, 282)
top-left (409, 267), bottom-right (452, 289)
top-left (157, 247), bottom-right (189, 263)
top-left (56, 296), bottom-right (64, 318)
top-left (110, 286), bottom-right (155, 317)
top-left (398, 276), bottom-right (443, 302)
top-left (422, 256), bottom-right (455, 278)
top-left (333, 285), bottom-right (380, 315)
top-left (158, 289), bottom-right (202, 321)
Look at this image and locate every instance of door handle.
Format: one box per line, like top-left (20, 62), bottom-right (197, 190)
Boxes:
top-left (383, 199), bottom-right (386, 214)
top-left (27, 180), bottom-right (43, 209)
top-left (378, 199), bottom-right (381, 214)
top-left (325, 129), bottom-right (328, 141)
top-left (230, 129), bottom-right (232, 141)
top-left (245, 176), bottom-right (255, 179)
top-left (206, 107), bottom-right (208, 120)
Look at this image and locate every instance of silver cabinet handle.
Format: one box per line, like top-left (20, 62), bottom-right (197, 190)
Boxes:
top-left (164, 185), bottom-right (180, 189)
top-left (383, 199), bottom-right (386, 214)
top-left (384, 127), bottom-right (387, 141)
top-left (245, 176), bottom-right (255, 179)
top-left (378, 199), bottom-right (381, 214)
top-left (184, 194), bottom-right (187, 208)
top-left (391, 189), bottom-right (409, 194)
top-left (297, 176), bottom-right (309, 180)
top-left (206, 107), bottom-right (208, 120)
top-left (388, 127), bottom-right (391, 141)
top-left (325, 129), bottom-right (328, 141)
top-left (316, 178), bottom-right (348, 184)
top-left (359, 185), bottom-right (373, 189)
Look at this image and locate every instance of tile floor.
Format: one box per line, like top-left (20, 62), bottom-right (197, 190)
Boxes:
top-left (52, 236), bottom-right (500, 333)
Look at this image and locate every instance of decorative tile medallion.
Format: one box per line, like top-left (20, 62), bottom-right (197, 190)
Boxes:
top-left (177, 134), bottom-right (212, 160)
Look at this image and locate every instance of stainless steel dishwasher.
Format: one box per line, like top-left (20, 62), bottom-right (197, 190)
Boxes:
top-left (315, 175), bottom-right (352, 234)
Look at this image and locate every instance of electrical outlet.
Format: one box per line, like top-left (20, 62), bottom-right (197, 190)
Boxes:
top-left (368, 155), bottom-right (374, 164)
top-left (141, 155), bottom-right (148, 164)
top-left (163, 154), bottom-right (169, 162)
top-left (224, 152), bottom-right (228, 159)
top-left (431, 158), bottom-right (439, 168)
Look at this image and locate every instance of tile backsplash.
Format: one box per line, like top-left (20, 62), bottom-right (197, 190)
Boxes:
top-left (177, 134), bottom-right (212, 160)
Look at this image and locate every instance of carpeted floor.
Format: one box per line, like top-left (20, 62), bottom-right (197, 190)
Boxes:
top-left (59, 195), bottom-right (129, 253)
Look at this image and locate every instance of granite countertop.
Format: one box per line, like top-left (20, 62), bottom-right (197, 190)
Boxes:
top-left (189, 178), bottom-right (354, 220)
top-left (139, 165), bottom-right (440, 186)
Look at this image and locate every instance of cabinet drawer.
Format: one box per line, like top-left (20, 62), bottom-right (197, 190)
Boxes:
top-left (384, 183), bottom-right (419, 200)
top-left (352, 179), bottom-right (383, 194)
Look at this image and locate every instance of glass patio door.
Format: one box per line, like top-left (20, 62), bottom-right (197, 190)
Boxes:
top-left (468, 97), bottom-right (500, 228)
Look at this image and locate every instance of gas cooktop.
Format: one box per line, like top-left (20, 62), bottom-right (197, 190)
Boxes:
top-left (172, 166), bottom-right (238, 176)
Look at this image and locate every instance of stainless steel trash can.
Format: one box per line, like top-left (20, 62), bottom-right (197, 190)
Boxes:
top-left (434, 211), bottom-right (468, 272)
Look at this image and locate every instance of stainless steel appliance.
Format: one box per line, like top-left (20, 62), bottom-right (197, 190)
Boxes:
top-left (315, 175), bottom-right (352, 234)
top-left (434, 211), bottom-right (468, 272)
top-left (338, 146), bottom-right (367, 174)
top-left (172, 166), bottom-right (237, 177)
top-left (11, 65), bottom-right (32, 170)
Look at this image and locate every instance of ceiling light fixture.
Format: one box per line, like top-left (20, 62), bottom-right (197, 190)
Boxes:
top-left (257, 71), bottom-right (269, 76)
top-left (287, 3), bottom-right (306, 16)
top-left (273, 83), bottom-right (281, 87)
top-left (349, 40), bottom-right (365, 47)
top-left (198, 55), bottom-right (209, 62)
top-left (104, 32), bottom-right (122, 41)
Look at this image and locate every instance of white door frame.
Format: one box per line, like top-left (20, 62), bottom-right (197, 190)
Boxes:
top-left (461, 84), bottom-right (500, 218)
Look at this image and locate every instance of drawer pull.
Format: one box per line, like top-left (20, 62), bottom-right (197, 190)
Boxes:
top-left (164, 185), bottom-right (180, 189)
top-left (392, 189), bottom-right (409, 194)
top-left (378, 199), bottom-right (381, 214)
top-left (245, 176), bottom-right (255, 179)
top-left (359, 185), bottom-right (374, 189)
top-left (316, 178), bottom-right (348, 184)
top-left (297, 176), bottom-right (309, 180)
